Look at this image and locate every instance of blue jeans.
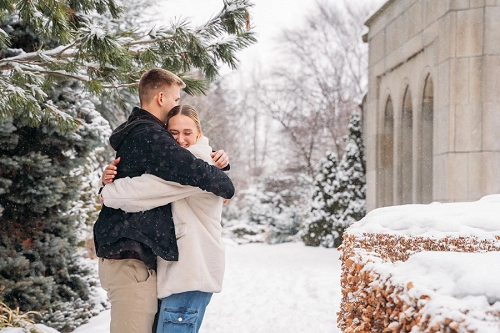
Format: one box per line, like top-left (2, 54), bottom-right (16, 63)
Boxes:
top-left (156, 291), bottom-right (213, 333)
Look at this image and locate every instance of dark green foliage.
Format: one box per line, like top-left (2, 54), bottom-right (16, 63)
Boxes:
top-left (302, 152), bottom-right (340, 247)
top-left (302, 111), bottom-right (366, 248)
top-left (0, 81), bottom-right (111, 331)
top-left (0, 1), bottom-right (256, 330)
top-left (335, 111), bottom-right (366, 226)
top-left (0, 0), bottom-right (256, 130)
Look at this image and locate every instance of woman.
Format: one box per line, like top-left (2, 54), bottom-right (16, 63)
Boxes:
top-left (101, 105), bottom-right (227, 333)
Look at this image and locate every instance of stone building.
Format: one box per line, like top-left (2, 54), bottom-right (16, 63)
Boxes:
top-left (363, 0), bottom-right (500, 212)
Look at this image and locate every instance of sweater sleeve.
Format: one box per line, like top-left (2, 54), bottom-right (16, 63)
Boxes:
top-left (102, 174), bottom-right (203, 212)
top-left (128, 127), bottom-right (235, 199)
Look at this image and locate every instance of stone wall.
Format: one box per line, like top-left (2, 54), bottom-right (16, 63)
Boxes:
top-left (364, 0), bottom-right (500, 211)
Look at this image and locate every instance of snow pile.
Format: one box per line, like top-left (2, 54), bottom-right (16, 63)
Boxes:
top-left (338, 195), bottom-right (500, 332)
top-left (349, 194), bottom-right (500, 239)
top-left (363, 251), bottom-right (500, 332)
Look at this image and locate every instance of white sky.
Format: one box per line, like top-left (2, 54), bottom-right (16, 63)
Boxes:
top-left (152, 0), bottom-right (387, 74)
top-left (153, 0), bottom-right (318, 73)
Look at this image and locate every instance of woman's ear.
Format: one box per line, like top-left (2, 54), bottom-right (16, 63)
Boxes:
top-left (196, 131), bottom-right (203, 141)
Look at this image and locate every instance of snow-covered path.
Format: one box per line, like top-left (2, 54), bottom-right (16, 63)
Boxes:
top-left (73, 242), bottom-right (342, 333)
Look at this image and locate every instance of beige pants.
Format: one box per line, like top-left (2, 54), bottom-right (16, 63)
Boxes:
top-left (98, 258), bottom-right (157, 333)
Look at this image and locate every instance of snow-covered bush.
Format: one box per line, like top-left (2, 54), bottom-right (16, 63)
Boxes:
top-left (0, 82), bottom-right (112, 332)
top-left (335, 111), bottom-right (366, 232)
top-left (302, 111), bottom-right (366, 248)
top-left (301, 151), bottom-right (341, 247)
top-left (223, 175), bottom-right (312, 244)
top-left (339, 196), bottom-right (500, 332)
top-left (264, 175), bottom-right (312, 244)
top-left (222, 183), bottom-right (271, 244)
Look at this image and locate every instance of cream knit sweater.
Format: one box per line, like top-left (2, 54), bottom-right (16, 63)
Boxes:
top-left (101, 136), bottom-right (226, 298)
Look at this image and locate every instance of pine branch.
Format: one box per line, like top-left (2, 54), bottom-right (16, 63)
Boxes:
top-left (0, 0), bottom-right (256, 128)
top-left (0, 28), bottom-right (10, 50)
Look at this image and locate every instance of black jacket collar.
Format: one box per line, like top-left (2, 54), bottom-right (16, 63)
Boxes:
top-left (109, 107), bottom-right (166, 150)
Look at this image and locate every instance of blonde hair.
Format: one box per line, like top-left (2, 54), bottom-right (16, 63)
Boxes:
top-left (138, 68), bottom-right (186, 106)
top-left (166, 105), bottom-right (202, 135)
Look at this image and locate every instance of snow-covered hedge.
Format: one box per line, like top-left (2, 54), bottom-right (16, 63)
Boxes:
top-left (222, 175), bottom-right (311, 245)
top-left (338, 195), bottom-right (500, 332)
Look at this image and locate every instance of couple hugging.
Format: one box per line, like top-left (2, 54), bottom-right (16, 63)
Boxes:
top-left (94, 68), bottom-right (234, 333)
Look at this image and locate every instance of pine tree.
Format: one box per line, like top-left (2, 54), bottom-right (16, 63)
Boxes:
top-left (334, 111), bottom-right (366, 246)
top-left (302, 151), bottom-right (341, 247)
top-left (0, 1), bottom-right (256, 331)
top-left (301, 111), bottom-right (366, 248)
top-left (0, 0), bottom-right (256, 130)
top-left (0, 80), bottom-right (112, 332)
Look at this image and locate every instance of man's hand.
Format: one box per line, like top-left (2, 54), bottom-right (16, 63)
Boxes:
top-left (211, 150), bottom-right (229, 169)
top-left (101, 157), bottom-right (120, 186)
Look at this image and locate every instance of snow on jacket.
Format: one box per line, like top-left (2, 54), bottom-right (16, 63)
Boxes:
top-left (94, 107), bottom-right (234, 268)
top-left (102, 136), bottom-right (226, 297)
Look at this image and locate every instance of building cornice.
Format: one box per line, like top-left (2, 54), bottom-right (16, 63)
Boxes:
top-left (364, 0), bottom-right (396, 27)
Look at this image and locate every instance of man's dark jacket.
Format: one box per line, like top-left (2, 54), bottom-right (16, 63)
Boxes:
top-left (94, 107), bottom-right (234, 268)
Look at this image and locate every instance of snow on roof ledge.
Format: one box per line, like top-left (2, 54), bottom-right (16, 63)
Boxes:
top-left (348, 195), bottom-right (500, 239)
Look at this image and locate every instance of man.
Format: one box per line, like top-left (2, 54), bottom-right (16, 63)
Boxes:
top-left (93, 68), bottom-right (234, 333)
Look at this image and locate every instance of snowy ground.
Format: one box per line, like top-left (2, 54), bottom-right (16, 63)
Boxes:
top-left (72, 241), bottom-right (342, 333)
top-left (17, 197), bottom-right (499, 333)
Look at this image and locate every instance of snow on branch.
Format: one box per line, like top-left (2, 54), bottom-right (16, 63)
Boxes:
top-left (0, 0), bottom-right (256, 129)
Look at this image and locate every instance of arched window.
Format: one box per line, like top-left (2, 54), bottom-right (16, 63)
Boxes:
top-left (419, 74), bottom-right (434, 203)
top-left (378, 96), bottom-right (394, 207)
top-left (399, 86), bottom-right (413, 204)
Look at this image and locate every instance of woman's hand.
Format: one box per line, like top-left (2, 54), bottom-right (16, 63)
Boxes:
top-left (211, 150), bottom-right (229, 169)
top-left (101, 157), bottom-right (120, 185)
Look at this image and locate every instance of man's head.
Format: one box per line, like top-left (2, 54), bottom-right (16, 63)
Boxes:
top-left (138, 68), bottom-right (186, 122)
